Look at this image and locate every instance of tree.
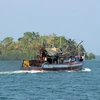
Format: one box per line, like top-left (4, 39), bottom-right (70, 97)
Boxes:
top-left (1, 37), bottom-right (13, 47)
top-left (88, 53), bottom-right (96, 60)
top-left (0, 31), bottom-right (95, 60)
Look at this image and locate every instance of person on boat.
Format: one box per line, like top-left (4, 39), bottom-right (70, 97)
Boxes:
top-left (68, 57), bottom-right (72, 62)
top-left (38, 47), bottom-right (49, 62)
top-left (54, 53), bottom-right (59, 64)
top-left (75, 55), bottom-right (79, 62)
top-left (38, 47), bottom-right (43, 61)
top-left (42, 49), bottom-right (48, 62)
top-left (58, 48), bottom-right (63, 55)
top-left (79, 56), bottom-right (83, 62)
top-left (68, 56), bottom-right (74, 64)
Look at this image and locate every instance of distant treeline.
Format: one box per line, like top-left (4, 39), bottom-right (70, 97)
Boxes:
top-left (0, 31), bottom-right (95, 60)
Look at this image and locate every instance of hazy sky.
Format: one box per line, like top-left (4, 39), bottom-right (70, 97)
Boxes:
top-left (0, 0), bottom-right (100, 55)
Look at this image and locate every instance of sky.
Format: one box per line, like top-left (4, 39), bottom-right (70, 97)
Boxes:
top-left (0, 0), bottom-right (100, 55)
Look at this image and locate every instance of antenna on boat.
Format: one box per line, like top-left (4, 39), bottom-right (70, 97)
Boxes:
top-left (58, 34), bottom-right (62, 48)
top-left (60, 36), bottom-right (61, 48)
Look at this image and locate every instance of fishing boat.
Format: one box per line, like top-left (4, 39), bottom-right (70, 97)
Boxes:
top-left (21, 41), bottom-right (84, 71)
top-left (21, 56), bottom-right (84, 71)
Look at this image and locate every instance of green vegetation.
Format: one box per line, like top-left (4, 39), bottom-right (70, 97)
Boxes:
top-left (88, 53), bottom-right (96, 60)
top-left (0, 31), bottom-right (95, 60)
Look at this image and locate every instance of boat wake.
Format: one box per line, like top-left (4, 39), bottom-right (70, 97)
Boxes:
top-left (0, 68), bottom-right (91, 75)
top-left (82, 68), bottom-right (91, 72)
top-left (0, 70), bottom-right (43, 75)
top-left (66, 68), bottom-right (91, 72)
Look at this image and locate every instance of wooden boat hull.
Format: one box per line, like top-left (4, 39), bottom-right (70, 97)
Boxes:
top-left (42, 63), bottom-right (83, 71)
top-left (20, 67), bottom-right (43, 71)
top-left (21, 60), bottom-right (83, 71)
top-left (42, 65), bottom-right (82, 71)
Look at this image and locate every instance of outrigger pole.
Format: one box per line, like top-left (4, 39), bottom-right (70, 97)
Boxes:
top-left (77, 41), bottom-right (83, 47)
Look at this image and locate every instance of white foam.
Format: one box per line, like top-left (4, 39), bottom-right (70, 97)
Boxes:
top-left (0, 70), bottom-right (43, 75)
top-left (0, 68), bottom-right (91, 74)
top-left (82, 68), bottom-right (91, 72)
top-left (67, 70), bottom-right (75, 72)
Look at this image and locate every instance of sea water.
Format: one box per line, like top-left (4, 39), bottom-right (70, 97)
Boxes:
top-left (0, 58), bottom-right (100, 100)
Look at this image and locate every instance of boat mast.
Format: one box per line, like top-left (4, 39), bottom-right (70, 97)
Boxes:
top-left (60, 36), bottom-right (61, 48)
